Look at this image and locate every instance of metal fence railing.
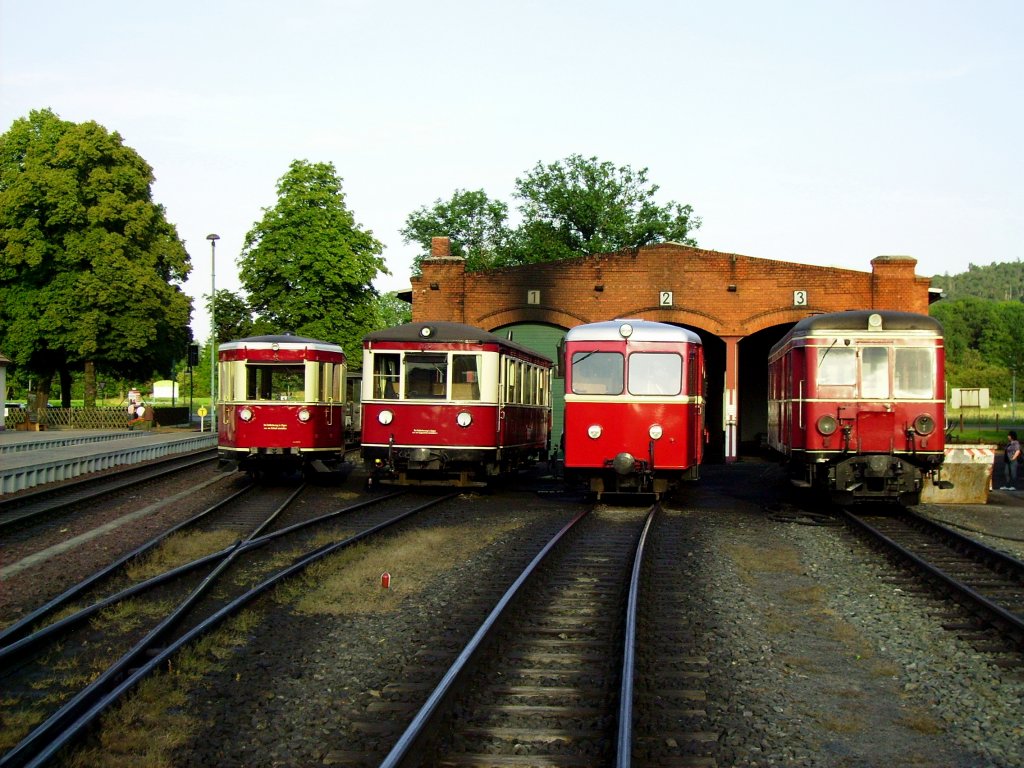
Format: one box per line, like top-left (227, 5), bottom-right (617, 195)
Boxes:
top-left (4, 407), bottom-right (131, 431)
top-left (4, 406), bottom-right (194, 431)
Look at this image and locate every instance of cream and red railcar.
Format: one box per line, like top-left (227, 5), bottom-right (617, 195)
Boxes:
top-left (360, 322), bottom-right (552, 486)
top-left (217, 334), bottom-right (348, 474)
top-left (561, 319), bottom-right (705, 499)
top-left (767, 310), bottom-right (948, 505)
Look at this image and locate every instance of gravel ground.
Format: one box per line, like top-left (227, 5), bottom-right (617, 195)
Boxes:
top-left (685, 462), bottom-right (1024, 768)
top-left (4, 459), bottom-right (1024, 767)
top-left (0, 462), bottom-right (244, 627)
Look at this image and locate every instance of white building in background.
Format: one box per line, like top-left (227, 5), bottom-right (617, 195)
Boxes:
top-left (152, 380), bottom-right (179, 400)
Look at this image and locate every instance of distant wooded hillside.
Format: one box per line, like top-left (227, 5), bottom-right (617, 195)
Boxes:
top-left (931, 261), bottom-right (1024, 301)
top-left (929, 261), bottom-right (1024, 405)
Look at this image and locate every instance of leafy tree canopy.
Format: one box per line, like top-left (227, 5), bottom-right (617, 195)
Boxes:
top-left (931, 296), bottom-right (1024, 401)
top-left (0, 108), bottom-right (192, 405)
top-left (239, 159), bottom-right (388, 361)
top-left (401, 154), bottom-right (701, 273)
top-left (400, 189), bottom-right (511, 272)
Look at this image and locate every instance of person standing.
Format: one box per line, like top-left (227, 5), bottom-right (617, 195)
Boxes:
top-left (1002, 430), bottom-right (1021, 490)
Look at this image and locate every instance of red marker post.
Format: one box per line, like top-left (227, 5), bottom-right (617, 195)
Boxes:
top-left (381, 571), bottom-right (391, 589)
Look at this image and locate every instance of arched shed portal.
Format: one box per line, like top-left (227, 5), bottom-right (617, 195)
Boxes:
top-left (409, 237), bottom-right (937, 461)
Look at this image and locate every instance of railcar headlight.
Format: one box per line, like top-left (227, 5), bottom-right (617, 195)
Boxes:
top-left (816, 414), bottom-right (838, 435)
top-left (239, 407), bottom-right (254, 422)
top-left (378, 409), bottom-right (394, 425)
top-left (913, 414), bottom-right (936, 435)
top-left (456, 411), bottom-right (472, 428)
top-left (649, 424), bottom-right (663, 440)
top-left (587, 424), bottom-right (603, 439)
top-left (297, 408), bottom-right (311, 422)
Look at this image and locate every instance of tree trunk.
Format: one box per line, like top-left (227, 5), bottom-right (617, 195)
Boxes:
top-left (32, 374), bottom-right (52, 416)
top-left (59, 367), bottom-right (72, 408)
top-left (84, 361), bottom-right (97, 407)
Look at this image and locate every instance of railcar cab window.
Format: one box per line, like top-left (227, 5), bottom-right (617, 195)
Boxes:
top-left (571, 352), bottom-right (623, 395)
top-left (861, 347), bottom-right (889, 399)
top-left (628, 353), bottom-right (682, 396)
top-left (894, 347), bottom-right (935, 399)
top-left (405, 353), bottom-right (447, 399)
top-left (452, 354), bottom-right (481, 400)
top-left (246, 365), bottom-right (306, 401)
top-left (372, 354), bottom-right (400, 399)
top-left (816, 346), bottom-right (856, 387)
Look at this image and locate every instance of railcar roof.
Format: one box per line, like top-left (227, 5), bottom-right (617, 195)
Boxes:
top-left (565, 319), bottom-right (702, 344)
top-left (363, 322), bottom-right (552, 362)
top-left (785, 310), bottom-right (943, 337)
top-left (219, 334), bottom-right (344, 353)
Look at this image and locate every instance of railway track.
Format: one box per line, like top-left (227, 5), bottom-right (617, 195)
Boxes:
top-left (842, 507), bottom-right (1024, 656)
top-left (378, 502), bottom-right (720, 768)
top-left (0, 448), bottom-right (218, 531)
top-left (0, 488), bottom-right (454, 768)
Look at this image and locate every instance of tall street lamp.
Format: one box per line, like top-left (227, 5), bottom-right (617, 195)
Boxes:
top-left (207, 233), bottom-right (220, 431)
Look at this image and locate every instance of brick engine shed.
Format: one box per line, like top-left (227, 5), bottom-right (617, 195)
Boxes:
top-left (409, 237), bottom-right (936, 462)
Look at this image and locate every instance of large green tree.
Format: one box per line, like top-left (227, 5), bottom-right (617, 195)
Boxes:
top-left (0, 109), bottom-right (192, 408)
top-left (239, 160), bottom-right (387, 361)
top-left (512, 154), bottom-right (700, 263)
top-left (401, 154), bottom-right (701, 270)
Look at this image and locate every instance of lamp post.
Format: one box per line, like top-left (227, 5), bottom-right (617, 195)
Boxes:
top-left (207, 233), bottom-right (220, 431)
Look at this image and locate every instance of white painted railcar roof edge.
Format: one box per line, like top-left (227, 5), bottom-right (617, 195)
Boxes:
top-left (219, 340), bottom-right (345, 355)
top-left (565, 319), bottom-right (701, 344)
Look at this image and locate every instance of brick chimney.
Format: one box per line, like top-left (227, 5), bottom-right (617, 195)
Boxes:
top-left (430, 236), bottom-right (452, 259)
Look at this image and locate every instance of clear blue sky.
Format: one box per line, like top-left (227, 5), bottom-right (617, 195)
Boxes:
top-left (2, 0), bottom-right (1021, 341)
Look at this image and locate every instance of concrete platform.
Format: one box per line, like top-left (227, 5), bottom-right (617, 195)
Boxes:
top-left (0, 428), bottom-right (218, 494)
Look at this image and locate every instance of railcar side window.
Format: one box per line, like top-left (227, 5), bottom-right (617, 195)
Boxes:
top-left (372, 354), bottom-right (400, 399)
top-left (405, 353), bottom-right (447, 399)
top-left (628, 353), bottom-right (682, 396)
top-left (246, 365), bottom-right (305, 400)
top-left (816, 347), bottom-right (856, 386)
top-left (861, 347), bottom-right (889, 399)
top-left (894, 348), bottom-right (935, 398)
top-left (571, 352), bottom-right (623, 395)
top-left (452, 354), bottom-right (481, 400)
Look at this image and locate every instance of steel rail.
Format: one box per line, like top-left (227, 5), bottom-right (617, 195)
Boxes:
top-left (2, 491), bottom-right (449, 768)
top-left (616, 503), bottom-right (658, 768)
top-left (378, 507), bottom-right (591, 768)
top-left (0, 489), bottom-right (406, 663)
top-left (842, 510), bottom-right (1024, 644)
top-left (0, 450), bottom-right (217, 529)
top-left (0, 481), bottom-right (254, 647)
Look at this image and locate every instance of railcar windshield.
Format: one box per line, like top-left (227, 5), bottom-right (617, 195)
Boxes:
top-left (816, 344), bottom-right (936, 399)
top-left (894, 347), bottom-right (935, 398)
top-left (246, 364), bottom-right (305, 401)
top-left (816, 347), bottom-right (856, 386)
top-left (861, 347), bottom-right (888, 399)
top-left (452, 354), bottom-right (481, 400)
top-left (405, 353), bottom-right (447, 399)
top-left (628, 353), bottom-right (682, 396)
top-left (571, 351), bottom-right (623, 395)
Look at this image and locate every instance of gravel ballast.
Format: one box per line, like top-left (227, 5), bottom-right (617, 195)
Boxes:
top-left (3, 460), bottom-right (1023, 766)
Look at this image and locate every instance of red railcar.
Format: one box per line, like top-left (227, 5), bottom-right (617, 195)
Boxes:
top-left (217, 335), bottom-right (349, 474)
top-left (561, 319), bottom-right (705, 499)
top-left (360, 322), bottom-right (552, 486)
top-left (767, 310), bottom-right (948, 505)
